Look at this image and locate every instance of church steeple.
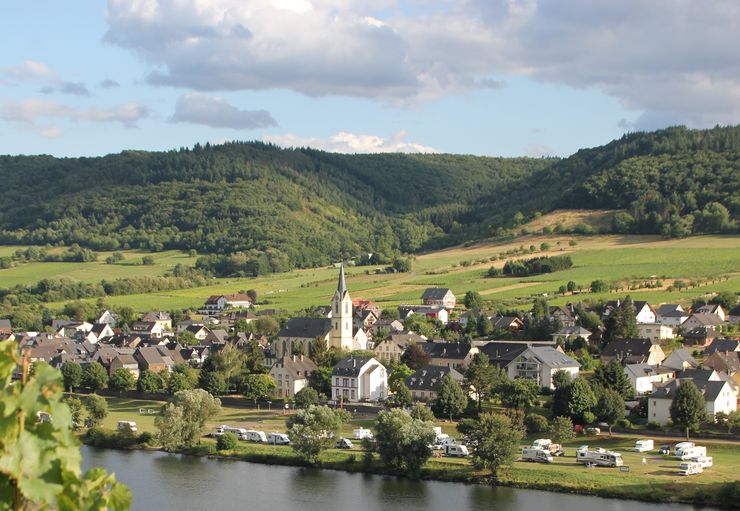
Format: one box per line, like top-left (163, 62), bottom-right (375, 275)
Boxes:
top-left (330, 263), bottom-right (353, 350)
top-left (337, 263), bottom-right (347, 297)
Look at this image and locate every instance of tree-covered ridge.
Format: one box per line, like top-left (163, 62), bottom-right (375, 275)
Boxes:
top-left (0, 126), bottom-right (738, 270)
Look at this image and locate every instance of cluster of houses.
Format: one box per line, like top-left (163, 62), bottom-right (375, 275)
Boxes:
top-left (5, 265), bottom-right (739, 425)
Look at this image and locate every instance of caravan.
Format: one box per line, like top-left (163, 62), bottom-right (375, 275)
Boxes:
top-left (576, 446), bottom-right (624, 467)
top-left (243, 430), bottom-right (267, 443)
top-left (443, 444), bottom-right (469, 457)
top-left (634, 439), bottom-right (654, 452)
top-left (522, 448), bottom-right (553, 463)
top-left (678, 461), bottom-right (703, 476)
top-left (267, 432), bottom-right (291, 445)
top-left (353, 427), bottom-right (373, 440)
top-left (690, 456), bottom-right (713, 468)
top-left (676, 445), bottom-right (706, 460)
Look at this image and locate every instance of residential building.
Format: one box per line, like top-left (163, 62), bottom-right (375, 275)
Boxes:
top-left (551, 326), bottom-right (592, 344)
top-left (421, 288), bottom-right (456, 309)
top-left (331, 357), bottom-right (387, 402)
top-left (405, 365), bottom-right (464, 401)
top-left (270, 355), bottom-right (317, 399)
top-left (398, 305), bottom-right (449, 325)
top-left (682, 313), bottom-right (724, 331)
top-left (704, 338), bottom-right (740, 356)
top-left (662, 349), bottom-right (699, 371)
top-left (649, 377), bottom-right (737, 425)
top-left (624, 364), bottom-right (676, 395)
top-left (695, 304), bottom-right (726, 322)
top-left (96, 310), bottom-right (117, 327)
top-left (142, 311), bottom-right (172, 331)
top-left (636, 323), bottom-right (675, 342)
top-left (601, 338), bottom-right (666, 366)
top-left (419, 341), bottom-right (479, 370)
top-left (506, 346), bottom-right (580, 389)
top-left (130, 321), bottom-right (166, 339)
top-left (656, 304), bottom-right (688, 327)
top-left (603, 300), bottom-right (656, 324)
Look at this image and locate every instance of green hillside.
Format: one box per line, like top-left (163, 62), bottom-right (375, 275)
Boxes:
top-left (0, 126), bottom-right (738, 275)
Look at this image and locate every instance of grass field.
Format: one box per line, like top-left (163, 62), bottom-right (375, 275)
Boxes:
top-left (3, 222), bottom-right (739, 313)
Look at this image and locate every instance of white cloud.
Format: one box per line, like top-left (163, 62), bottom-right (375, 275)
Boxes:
top-left (0, 99), bottom-right (150, 136)
top-left (525, 143), bottom-right (558, 158)
top-left (170, 93), bottom-right (277, 129)
top-left (0, 60), bottom-right (54, 84)
top-left (263, 130), bottom-right (438, 153)
top-left (103, 0), bottom-right (740, 126)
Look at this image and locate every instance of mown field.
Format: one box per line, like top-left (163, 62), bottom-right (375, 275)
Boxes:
top-left (96, 396), bottom-right (740, 505)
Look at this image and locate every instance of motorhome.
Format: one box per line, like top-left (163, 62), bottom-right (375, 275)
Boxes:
top-left (336, 438), bottom-right (354, 449)
top-left (214, 425), bottom-right (247, 437)
top-left (531, 438), bottom-right (565, 456)
top-left (634, 439), bottom-right (654, 452)
top-left (433, 434), bottom-right (455, 449)
top-left (267, 432), bottom-right (291, 445)
top-left (678, 461), bottom-right (703, 476)
top-left (353, 427), bottom-right (373, 440)
top-left (575, 446), bottom-right (624, 467)
top-left (117, 421), bottom-right (138, 433)
top-left (243, 430), bottom-right (267, 443)
top-left (677, 445), bottom-right (706, 460)
top-left (673, 442), bottom-right (694, 455)
top-left (522, 448), bottom-right (553, 463)
top-left (690, 456), bottom-right (713, 468)
top-left (443, 444), bottom-right (469, 457)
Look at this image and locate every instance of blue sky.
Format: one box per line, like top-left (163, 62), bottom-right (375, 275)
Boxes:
top-left (2, 0), bottom-right (738, 157)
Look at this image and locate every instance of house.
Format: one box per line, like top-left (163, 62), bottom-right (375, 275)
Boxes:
top-left (704, 338), bottom-right (740, 356)
top-left (203, 329), bottom-right (228, 345)
top-left (86, 323), bottom-right (115, 344)
top-left (373, 332), bottom-right (424, 363)
top-left (478, 340), bottom-right (555, 369)
top-left (506, 346), bottom-right (580, 389)
top-left (419, 341), bottom-right (479, 370)
top-left (729, 305), bottom-right (740, 325)
top-left (54, 321), bottom-right (93, 337)
top-left (202, 294), bottom-right (252, 314)
top-left (142, 311), bottom-right (172, 331)
top-left (398, 305), bottom-right (449, 325)
top-left (180, 346), bottom-right (211, 367)
top-left (682, 326), bottom-right (720, 347)
top-left (551, 326), bottom-right (592, 344)
top-left (682, 313), bottom-right (724, 331)
top-left (405, 365), bottom-right (464, 402)
top-left (648, 377), bottom-right (737, 425)
top-left (703, 351), bottom-right (740, 389)
top-left (270, 355), bottom-right (317, 399)
top-left (134, 346), bottom-right (174, 373)
top-left (603, 300), bottom-right (656, 324)
top-left (372, 318), bottom-right (404, 336)
top-left (661, 349), bottom-right (699, 371)
top-left (624, 364), bottom-right (676, 395)
top-left (331, 357), bottom-right (388, 402)
top-left (601, 338), bottom-right (666, 366)
top-left (421, 288), bottom-right (456, 309)
top-left (182, 324), bottom-right (210, 341)
top-left (656, 304), bottom-right (688, 327)
top-left (0, 319), bottom-right (13, 335)
top-left (695, 304), bottom-right (726, 322)
top-left (548, 306), bottom-right (577, 327)
top-left (96, 310), bottom-right (117, 327)
top-left (636, 323), bottom-right (675, 342)
top-left (130, 321), bottom-right (166, 339)
top-left (109, 353), bottom-right (140, 379)
top-left (352, 298), bottom-right (381, 319)
top-left (491, 315), bottom-right (524, 332)
top-left (354, 309), bottom-right (378, 332)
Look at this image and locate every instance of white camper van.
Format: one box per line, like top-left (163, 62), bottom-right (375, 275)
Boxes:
top-left (353, 427), bottom-right (373, 440)
top-left (522, 448), bottom-right (553, 463)
top-left (673, 442), bottom-right (694, 456)
top-left (434, 434), bottom-right (455, 449)
top-left (634, 439), bottom-right (654, 452)
top-left (117, 421), bottom-right (138, 433)
top-left (690, 456), bottom-right (713, 468)
top-left (443, 444), bottom-right (469, 457)
top-left (677, 445), bottom-right (706, 460)
top-left (267, 432), bottom-right (291, 445)
top-left (576, 446), bottom-right (624, 467)
top-left (678, 461), bottom-right (703, 476)
top-left (243, 430), bottom-right (267, 443)
top-left (531, 438), bottom-right (565, 456)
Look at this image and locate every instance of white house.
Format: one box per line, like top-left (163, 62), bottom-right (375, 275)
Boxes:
top-left (648, 376), bottom-right (737, 425)
top-left (96, 310), bottom-right (117, 327)
top-left (603, 300), bottom-right (656, 324)
top-left (141, 311), bottom-right (172, 332)
top-left (695, 304), bottom-right (726, 322)
top-left (624, 364), bottom-right (676, 395)
top-left (421, 288), bottom-right (456, 309)
top-left (637, 323), bottom-right (675, 342)
top-left (661, 349), bottom-right (699, 371)
top-left (506, 346), bottom-right (580, 389)
top-left (331, 357), bottom-right (388, 402)
top-left (656, 304), bottom-right (688, 327)
top-left (130, 321), bottom-right (166, 339)
top-left (270, 355), bottom-right (317, 399)
top-left (398, 306), bottom-right (449, 325)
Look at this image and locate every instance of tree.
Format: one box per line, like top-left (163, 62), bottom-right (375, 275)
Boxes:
top-left (590, 280), bottom-right (608, 293)
top-left (244, 339), bottom-right (266, 373)
top-left (84, 394), bottom-right (108, 427)
top-left (137, 369), bottom-right (164, 394)
top-left (594, 387), bottom-right (625, 435)
top-left (170, 389), bottom-right (222, 447)
top-left (726, 410), bottom-right (740, 434)
top-left (217, 432), bottom-right (239, 451)
top-left (464, 291), bottom-right (483, 310)
top-left (548, 416), bottom-right (575, 443)
top-left (294, 386), bottom-right (320, 408)
top-left (525, 413), bottom-right (549, 433)
top-left (155, 402), bottom-right (186, 451)
top-left (401, 343), bottom-right (431, 370)
top-left (82, 361), bottom-right (109, 392)
top-left (432, 374), bottom-right (467, 420)
top-left (499, 379), bottom-right (539, 410)
top-left (593, 360), bottom-right (634, 399)
top-left (603, 297), bottom-right (639, 342)
top-left (457, 412), bottom-right (523, 475)
top-left (670, 380), bottom-right (706, 440)
top-left (246, 289), bottom-right (258, 302)
top-left (167, 364), bottom-right (197, 394)
top-left (0, 341), bottom-right (131, 510)
top-left (110, 368), bottom-right (136, 393)
top-left (552, 376), bottom-right (596, 423)
top-left (392, 382), bottom-right (413, 408)
top-left (566, 281), bottom-right (577, 293)
top-left (374, 409), bottom-right (435, 477)
top-left (254, 317), bottom-right (279, 336)
top-left (61, 361), bottom-right (83, 391)
top-left (410, 403), bottom-right (434, 422)
top-left (465, 353), bottom-right (495, 413)
top-left (392, 257), bottom-right (412, 272)
top-left (387, 362), bottom-right (414, 390)
top-left (309, 366), bottom-right (333, 396)
top-left (239, 374), bottom-right (276, 402)
top-left (65, 395), bottom-right (84, 427)
top-left (178, 331), bottom-right (197, 346)
top-left (286, 405), bottom-right (343, 463)
top-left (551, 370), bottom-right (572, 389)
top-left (477, 315), bottom-right (493, 337)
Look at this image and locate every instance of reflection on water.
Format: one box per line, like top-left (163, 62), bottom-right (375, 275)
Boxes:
top-left (82, 446), bottom-right (707, 511)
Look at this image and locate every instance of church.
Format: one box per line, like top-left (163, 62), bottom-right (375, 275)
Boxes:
top-left (275, 265), bottom-right (369, 358)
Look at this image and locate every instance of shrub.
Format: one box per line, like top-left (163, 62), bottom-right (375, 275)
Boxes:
top-left (138, 431), bottom-right (154, 445)
top-left (582, 411), bottom-right (596, 425)
top-left (217, 432), bottom-right (239, 451)
top-left (646, 421), bottom-right (662, 430)
top-left (525, 413), bottom-right (549, 433)
top-left (616, 418), bottom-right (631, 429)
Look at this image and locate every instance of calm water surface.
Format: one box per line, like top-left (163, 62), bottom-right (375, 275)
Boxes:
top-left (82, 446), bottom-right (708, 511)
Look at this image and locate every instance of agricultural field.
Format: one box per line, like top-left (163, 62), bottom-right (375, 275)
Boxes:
top-left (4, 230), bottom-right (739, 314)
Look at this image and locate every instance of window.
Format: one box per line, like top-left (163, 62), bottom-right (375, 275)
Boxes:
top-left (351, 389), bottom-right (356, 400)
top-left (343, 378), bottom-right (349, 387)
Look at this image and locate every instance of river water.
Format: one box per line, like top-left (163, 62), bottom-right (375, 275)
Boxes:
top-left (82, 446), bottom-right (706, 511)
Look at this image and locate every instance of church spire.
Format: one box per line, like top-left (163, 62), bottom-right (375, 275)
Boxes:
top-left (337, 263), bottom-right (347, 296)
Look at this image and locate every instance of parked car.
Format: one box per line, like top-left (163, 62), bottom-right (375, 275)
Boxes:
top-left (659, 444), bottom-right (671, 455)
top-left (336, 437), bottom-right (354, 449)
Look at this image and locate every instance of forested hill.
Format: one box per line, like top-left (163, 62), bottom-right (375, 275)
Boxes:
top-left (0, 125), bottom-right (738, 274)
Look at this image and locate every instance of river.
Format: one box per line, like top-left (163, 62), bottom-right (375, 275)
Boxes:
top-left (82, 446), bottom-right (706, 511)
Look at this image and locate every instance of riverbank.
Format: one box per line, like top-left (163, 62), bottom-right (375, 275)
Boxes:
top-left (81, 431), bottom-right (740, 509)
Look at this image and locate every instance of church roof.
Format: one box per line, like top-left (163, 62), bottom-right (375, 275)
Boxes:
top-left (337, 263), bottom-right (347, 297)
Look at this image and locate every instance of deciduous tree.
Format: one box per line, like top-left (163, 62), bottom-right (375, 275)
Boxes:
top-left (374, 409), bottom-right (435, 478)
top-left (457, 412), bottom-right (523, 476)
top-left (670, 381), bottom-right (706, 440)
